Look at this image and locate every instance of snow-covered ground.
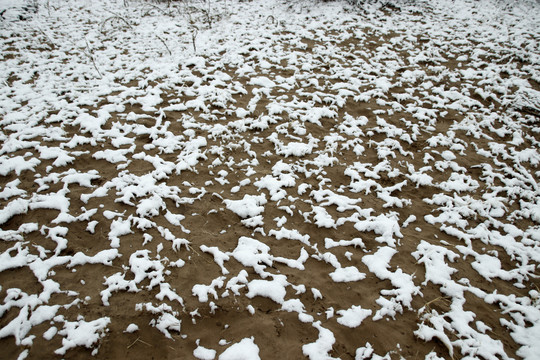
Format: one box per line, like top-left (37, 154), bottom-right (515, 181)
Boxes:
top-left (1, 0), bottom-right (539, 359)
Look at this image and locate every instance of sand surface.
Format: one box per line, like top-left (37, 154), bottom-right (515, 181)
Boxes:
top-left (1, 0), bottom-right (539, 359)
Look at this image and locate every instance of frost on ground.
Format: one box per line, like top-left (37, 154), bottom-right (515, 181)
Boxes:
top-left (0, 0), bottom-right (539, 359)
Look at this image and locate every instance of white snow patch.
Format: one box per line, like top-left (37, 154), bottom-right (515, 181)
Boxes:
top-left (337, 305), bottom-right (373, 328)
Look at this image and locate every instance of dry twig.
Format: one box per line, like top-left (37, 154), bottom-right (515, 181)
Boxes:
top-left (156, 34), bottom-right (172, 56)
top-left (127, 337), bottom-right (152, 349)
top-left (84, 38), bottom-right (103, 79)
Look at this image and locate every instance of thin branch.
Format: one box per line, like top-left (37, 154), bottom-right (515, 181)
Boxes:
top-left (84, 38), bottom-right (103, 79)
top-left (142, 3), bottom-right (173, 17)
top-left (156, 34), bottom-right (172, 56)
top-left (100, 14), bottom-right (133, 33)
top-left (36, 27), bottom-right (56, 49)
top-left (127, 336), bottom-right (153, 349)
top-left (127, 337), bottom-right (153, 349)
top-left (190, 26), bottom-right (198, 54)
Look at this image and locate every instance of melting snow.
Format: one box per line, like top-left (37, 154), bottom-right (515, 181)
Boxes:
top-left (0, 0), bottom-right (539, 358)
